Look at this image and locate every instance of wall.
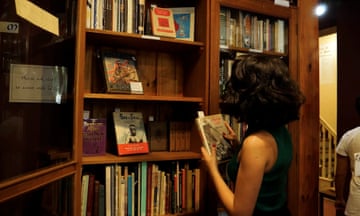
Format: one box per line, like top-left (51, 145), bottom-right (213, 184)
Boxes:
top-left (319, 32), bottom-right (337, 132)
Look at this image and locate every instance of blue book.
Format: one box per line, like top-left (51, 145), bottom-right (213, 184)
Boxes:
top-left (140, 161), bottom-right (147, 216)
top-left (128, 175), bottom-right (133, 216)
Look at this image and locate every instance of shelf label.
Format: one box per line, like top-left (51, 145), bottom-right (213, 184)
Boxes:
top-left (274, 0), bottom-right (290, 7)
top-left (0, 21), bottom-right (20, 34)
top-left (141, 35), bottom-right (160, 40)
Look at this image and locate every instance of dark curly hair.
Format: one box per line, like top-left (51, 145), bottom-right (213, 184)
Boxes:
top-left (220, 54), bottom-right (305, 131)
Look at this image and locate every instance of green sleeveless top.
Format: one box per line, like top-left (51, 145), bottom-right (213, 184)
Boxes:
top-left (227, 126), bottom-right (292, 212)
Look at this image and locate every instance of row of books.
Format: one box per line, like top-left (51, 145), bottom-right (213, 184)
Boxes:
top-left (81, 161), bottom-right (200, 216)
top-left (86, 0), bottom-right (195, 41)
top-left (220, 7), bottom-right (287, 53)
top-left (86, 0), bottom-right (145, 33)
top-left (83, 110), bottom-right (194, 156)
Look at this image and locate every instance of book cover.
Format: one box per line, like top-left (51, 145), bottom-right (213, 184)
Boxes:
top-left (195, 113), bottom-right (232, 161)
top-left (150, 7), bottom-right (176, 38)
top-left (101, 50), bottom-right (143, 94)
top-left (83, 118), bottom-right (107, 156)
top-left (148, 121), bottom-right (168, 151)
top-left (113, 111), bottom-right (150, 156)
top-left (170, 7), bottom-right (195, 41)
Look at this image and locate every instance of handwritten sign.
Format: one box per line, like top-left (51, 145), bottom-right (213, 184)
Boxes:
top-left (9, 64), bottom-right (67, 103)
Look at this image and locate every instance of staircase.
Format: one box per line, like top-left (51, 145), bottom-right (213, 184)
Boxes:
top-left (319, 118), bottom-right (337, 189)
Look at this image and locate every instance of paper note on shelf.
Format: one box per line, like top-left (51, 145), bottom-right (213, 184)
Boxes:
top-left (15, 0), bottom-right (59, 35)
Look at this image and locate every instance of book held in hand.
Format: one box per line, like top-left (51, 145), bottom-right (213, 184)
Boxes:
top-left (101, 50), bottom-right (143, 94)
top-left (195, 112), bottom-right (232, 161)
top-left (113, 111), bottom-right (149, 156)
top-left (83, 118), bottom-right (107, 156)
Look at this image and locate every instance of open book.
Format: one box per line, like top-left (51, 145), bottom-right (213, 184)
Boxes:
top-left (195, 111), bottom-right (232, 161)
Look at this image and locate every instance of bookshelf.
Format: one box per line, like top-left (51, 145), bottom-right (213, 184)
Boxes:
top-left (208, 0), bottom-right (319, 215)
top-left (0, 0), bottom-right (319, 215)
top-left (76, 0), bottom-right (209, 215)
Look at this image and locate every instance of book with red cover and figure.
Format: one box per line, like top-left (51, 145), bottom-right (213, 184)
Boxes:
top-left (113, 111), bottom-right (149, 156)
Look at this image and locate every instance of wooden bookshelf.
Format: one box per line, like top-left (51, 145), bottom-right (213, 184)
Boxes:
top-left (0, 0), bottom-right (319, 215)
top-left (76, 0), bottom-right (210, 215)
top-left (208, 0), bottom-right (319, 215)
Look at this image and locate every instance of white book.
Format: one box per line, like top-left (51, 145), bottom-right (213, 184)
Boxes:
top-left (105, 165), bottom-right (112, 216)
top-left (81, 174), bottom-right (90, 216)
top-left (127, 0), bottom-right (134, 33)
top-left (112, 0), bottom-right (119, 31)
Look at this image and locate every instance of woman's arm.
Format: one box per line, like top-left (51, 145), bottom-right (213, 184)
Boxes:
top-left (201, 132), bottom-right (274, 216)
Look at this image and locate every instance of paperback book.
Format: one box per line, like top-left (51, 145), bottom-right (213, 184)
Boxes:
top-left (113, 111), bottom-right (149, 156)
top-left (83, 118), bottom-right (107, 156)
top-left (195, 112), bottom-right (232, 161)
top-left (170, 7), bottom-right (195, 41)
top-left (150, 6), bottom-right (176, 38)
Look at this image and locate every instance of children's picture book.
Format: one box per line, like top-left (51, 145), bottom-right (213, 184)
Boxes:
top-left (113, 111), bottom-right (149, 156)
top-left (83, 118), bottom-right (107, 156)
top-left (101, 50), bottom-right (143, 94)
top-left (150, 6), bottom-right (176, 38)
top-left (195, 112), bottom-right (232, 161)
top-left (170, 7), bottom-right (195, 41)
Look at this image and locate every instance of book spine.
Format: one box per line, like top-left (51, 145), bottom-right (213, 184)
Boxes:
top-left (81, 174), bottom-right (90, 216)
top-left (128, 174), bottom-right (133, 216)
top-left (137, 0), bottom-right (146, 34)
top-left (86, 174), bottom-right (95, 216)
top-left (140, 161), bottom-right (147, 216)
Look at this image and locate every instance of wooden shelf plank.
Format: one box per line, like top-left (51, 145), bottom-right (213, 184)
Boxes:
top-left (86, 29), bottom-right (205, 52)
top-left (82, 152), bottom-right (202, 164)
top-left (83, 93), bottom-right (204, 103)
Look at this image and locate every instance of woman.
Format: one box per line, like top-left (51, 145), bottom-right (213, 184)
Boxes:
top-left (201, 55), bottom-right (305, 216)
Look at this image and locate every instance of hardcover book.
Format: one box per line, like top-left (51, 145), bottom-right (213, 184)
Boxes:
top-left (195, 112), bottom-right (232, 161)
top-left (138, 0), bottom-right (146, 34)
top-left (101, 50), bottom-right (143, 94)
top-left (83, 118), bottom-right (107, 156)
top-left (170, 7), bottom-right (195, 41)
top-left (150, 7), bottom-right (176, 38)
top-left (148, 120), bottom-right (168, 151)
top-left (113, 111), bottom-right (149, 156)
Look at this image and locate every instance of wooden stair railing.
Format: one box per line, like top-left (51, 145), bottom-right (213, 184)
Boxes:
top-left (319, 117), bottom-right (337, 187)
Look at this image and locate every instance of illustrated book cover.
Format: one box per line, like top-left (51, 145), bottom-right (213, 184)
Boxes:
top-left (169, 7), bottom-right (195, 41)
top-left (83, 118), bottom-right (107, 156)
top-left (101, 50), bottom-right (143, 94)
top-left (113, 111), bottom-right (149, 156)
top-left (150, 7), bottom-right (176, 38)
top-left (195, 112), bottom-right (232, 161)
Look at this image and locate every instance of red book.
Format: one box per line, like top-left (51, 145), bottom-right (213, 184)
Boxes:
top-left (113, 111), bottom-right (149, 156)
top-left (86, 174), bottom-right (95, 216)
top-left (150, 7), bottom-right (176, 38)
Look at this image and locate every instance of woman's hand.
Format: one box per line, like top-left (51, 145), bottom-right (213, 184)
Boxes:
top-left (201, 145), bottom-right (218, 173)
top-left (223, 122), bottom-right (240, 148)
